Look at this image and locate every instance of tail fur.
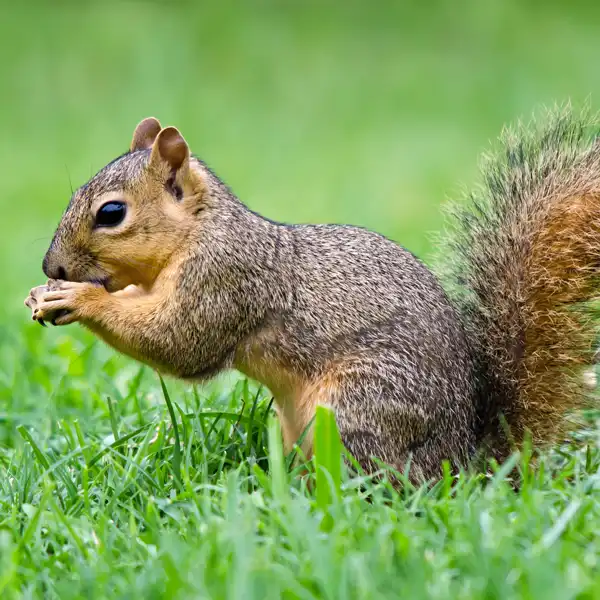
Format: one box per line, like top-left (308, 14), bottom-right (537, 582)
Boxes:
top-left (437, 106), bottom-right (600, 457)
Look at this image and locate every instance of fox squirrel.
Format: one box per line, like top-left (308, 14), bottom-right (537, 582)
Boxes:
top-left (24, 110), bottom-right (600, 483)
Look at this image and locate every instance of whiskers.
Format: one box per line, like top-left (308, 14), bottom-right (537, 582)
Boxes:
top-left (24, 236), bottom-right (52, 250)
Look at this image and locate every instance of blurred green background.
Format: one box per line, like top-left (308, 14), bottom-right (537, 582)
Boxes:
top-left (2, 0), bottom-right (600, 313)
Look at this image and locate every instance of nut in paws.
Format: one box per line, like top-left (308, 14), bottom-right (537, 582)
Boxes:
top-left (26, 280), bottom-right (101, 326)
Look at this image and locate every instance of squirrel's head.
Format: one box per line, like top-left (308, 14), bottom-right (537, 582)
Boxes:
top-left (43, 118), bottom-right (206, 292)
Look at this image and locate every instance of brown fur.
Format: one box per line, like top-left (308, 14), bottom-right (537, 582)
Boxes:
top-left (520, 194), bottom-right (600, 441)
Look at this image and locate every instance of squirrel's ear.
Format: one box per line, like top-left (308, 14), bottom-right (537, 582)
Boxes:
top-left (130, 117), bottom-right (162, 152)
top-left (150, 127), bottom-right (190, 171)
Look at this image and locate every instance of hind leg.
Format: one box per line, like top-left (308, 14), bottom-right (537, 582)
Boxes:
top-left (339, 428), bottom-right (452, 485)
top-left (290, 359), bottom-right (472, 485)
top-left (334, 401), bottom-right (450, 485)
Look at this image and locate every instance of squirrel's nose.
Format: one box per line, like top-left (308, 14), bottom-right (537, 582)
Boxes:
top-left (42, 253), bottom-right (67, 281)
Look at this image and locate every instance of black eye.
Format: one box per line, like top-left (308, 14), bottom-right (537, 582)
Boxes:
top-left (95, 201), bottom-right (126, 228)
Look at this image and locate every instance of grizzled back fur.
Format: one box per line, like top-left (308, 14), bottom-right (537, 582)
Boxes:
top-left (437, 106), bottom-right (600, 455)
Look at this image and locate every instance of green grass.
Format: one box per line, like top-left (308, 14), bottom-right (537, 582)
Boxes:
top-left (3, 1), bottom-right (600, 598)
top-left (2, 327), bottom-right (600, 599)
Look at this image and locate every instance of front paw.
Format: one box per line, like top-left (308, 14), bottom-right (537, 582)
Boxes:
top-left (25, 284), bottom-right (52, 326)
top-left (32, 280), bottom-right (106, 326)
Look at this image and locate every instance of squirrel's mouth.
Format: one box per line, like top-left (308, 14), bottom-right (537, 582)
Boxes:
top-left (81, 269), bottom-right (135, 293)
top-left (87, 277), bottom-right (120, 293)
top-left (102, 278), bottom-right (126, 294)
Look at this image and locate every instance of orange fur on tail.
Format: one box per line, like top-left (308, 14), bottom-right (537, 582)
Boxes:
top-left (438, 107), bottom-right (600, 454)
top-left (521, 193), bottom-right (600, 442)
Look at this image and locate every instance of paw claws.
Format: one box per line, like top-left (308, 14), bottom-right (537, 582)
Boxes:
top-left (25, 280), bottom-right (90, 327)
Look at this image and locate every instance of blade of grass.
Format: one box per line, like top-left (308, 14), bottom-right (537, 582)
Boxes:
top-left (267, 415), bottom-right (287, 502)
top-left (313, 405), bottom-right (342, 530)
top-left (88, 424), bottom-right (152, 468)
top-left (107, 396), bottom-right (120, 441)
top-left (159, 373), bottom-right (182, 484)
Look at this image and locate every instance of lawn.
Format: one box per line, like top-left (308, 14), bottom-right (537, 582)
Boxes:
top-left (2, 2), bottom-right (600, 598)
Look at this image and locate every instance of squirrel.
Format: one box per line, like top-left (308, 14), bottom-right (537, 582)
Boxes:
top-left (24, 109), bottom-right (599, 483)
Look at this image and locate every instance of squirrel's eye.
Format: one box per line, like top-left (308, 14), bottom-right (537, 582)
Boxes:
top-left (95, 201), bottom-right (126, 228)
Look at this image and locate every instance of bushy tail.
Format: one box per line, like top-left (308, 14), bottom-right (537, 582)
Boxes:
top-left (437, 106), bottom-right (600, 457)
